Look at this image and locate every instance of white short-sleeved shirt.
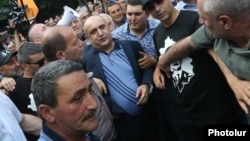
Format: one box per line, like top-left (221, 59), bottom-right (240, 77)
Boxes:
top-left (0, 92), bottom-right (27, 141)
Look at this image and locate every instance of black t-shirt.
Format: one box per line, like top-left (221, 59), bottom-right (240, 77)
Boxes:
top-left (9, 77), bottom-right (39, 141)
top-left (153, 10), bottom-right (247, 141)
top-left (153, 11), bottom-right (200, 54)
top-left (9, 77), bottom-right (37, 115)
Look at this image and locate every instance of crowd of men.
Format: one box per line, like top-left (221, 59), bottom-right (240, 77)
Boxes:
top-left (0, 0), bottom-right (249, 141)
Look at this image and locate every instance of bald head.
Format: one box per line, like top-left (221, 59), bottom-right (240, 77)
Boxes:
top-left (42, 25), bottom-right (74, 43)
top-left (41, 25), bottom-right (83, 62)
top-left (41, 26), bottom-right (73, 62)
top-left (28, 23), bottom-right (48, 44)
top-left (83, 15), bottom-right (114, 50)
top-left (83, 15), bottom-right (107, 36)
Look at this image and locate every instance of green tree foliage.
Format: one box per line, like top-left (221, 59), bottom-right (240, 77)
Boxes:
top-left (0, 0), bottom-right (79, 22)
top-left (0, 0), bottom-right (12, 19)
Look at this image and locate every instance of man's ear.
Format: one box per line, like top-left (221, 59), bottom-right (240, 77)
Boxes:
top-left (55, 51), bottom-right (66, 60)
top-left (20, 63), bottom-right (28, 70)
top-left (38, 104), bottom-right (56, 123)
top-left (218, 15), bottom-right (232, 30)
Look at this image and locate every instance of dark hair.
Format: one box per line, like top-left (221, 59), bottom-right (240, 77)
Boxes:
top-left (127, 0), bottom-right (143, 5)
top-left (107, 3), bottom-right (122, 14)
top-left (92, 3), bottom-right (101, 11)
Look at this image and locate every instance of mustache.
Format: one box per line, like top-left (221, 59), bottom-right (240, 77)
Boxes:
top-left (82, 110), bottom-right (96, 122)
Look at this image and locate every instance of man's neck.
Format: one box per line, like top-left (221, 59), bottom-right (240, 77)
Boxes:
top-left (233, 38), bottom-right (250, 49)
top-left (162, 8), bottom-right (180, 27)
top-left (23, 72), bottom-right (34, 78)
top-left (45, 123), bottom-right (88, 141)
top-left (129, 24), bottom-right (148, 39)
top-left (114, 19), bottom-right (125, 27)
top-left (98, 41), bottom-right (115, 54)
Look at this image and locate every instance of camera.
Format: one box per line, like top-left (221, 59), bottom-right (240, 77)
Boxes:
top-left (8, 0), bottom-right (30, 38)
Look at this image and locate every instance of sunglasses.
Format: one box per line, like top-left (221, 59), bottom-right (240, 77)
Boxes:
top-left (28, 58), bottom-right (45, 67)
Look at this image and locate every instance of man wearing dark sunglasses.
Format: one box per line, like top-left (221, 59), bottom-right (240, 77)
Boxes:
top-left (8, 42), bottom-right (45, 141)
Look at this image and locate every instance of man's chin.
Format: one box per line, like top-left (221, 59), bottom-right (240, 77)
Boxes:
top-left (85, 117), bottom-right (99, 131)
top-left (17, 70), bottom-right (24, 77)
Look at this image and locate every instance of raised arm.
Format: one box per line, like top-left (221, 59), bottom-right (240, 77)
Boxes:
top-left (208, 49), bottom-right (250, 114)
top-left (158, 36), bottom-right (198, 74)
top-left (20, 114), bottom-right (42, 136)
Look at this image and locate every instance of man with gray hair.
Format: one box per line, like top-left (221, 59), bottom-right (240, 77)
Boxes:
top-left (8, 42), bottom-right (45, 140)
top-left (41, 25), bottom-right (117, 141)
top-left (159, 0), bottom-right (250, 115)
top-left (31, 60), bottom-right (100, 141)
top-left (78, 6), bottom-right (91, 25)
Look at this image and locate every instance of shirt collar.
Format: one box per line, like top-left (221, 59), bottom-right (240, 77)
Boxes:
top-left (93, 39), bottom-right (122, 54)
top-left (42, 122), bottom-right (66, 141)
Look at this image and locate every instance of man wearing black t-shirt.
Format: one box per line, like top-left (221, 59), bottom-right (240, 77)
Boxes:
top-left (8, 42), bottom-right (45, 141)
top-left (142, 0), bottom-right (248, 141)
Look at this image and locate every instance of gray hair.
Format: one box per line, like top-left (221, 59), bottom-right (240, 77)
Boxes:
top-left (31, 60), bottom-right (84, 112)
top-left (203, 0), bottom-right (250, 20)
top-left (18, 42), bottom-right (42, 63)
top-left (78, 6), bottom-right (89, 14)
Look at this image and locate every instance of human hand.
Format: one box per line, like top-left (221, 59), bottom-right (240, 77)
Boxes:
top-left (0, 77), bottom-right (16, 92)
top-left (136, 84), bottom-right (150, 105)
top-left (93, 77), bottom-right (107, 94)
top-left (138, 51), bottom-right (155, 69)
top-left (229, 77), bottom-right (250, 115)
top-left (159, 55), bottom-right (172, 78)
top-left (153, 64), bottom-right (166, 89)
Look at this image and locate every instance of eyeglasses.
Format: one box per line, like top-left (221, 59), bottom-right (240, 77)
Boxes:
top-left (28, 58), bottom-right (45, 67)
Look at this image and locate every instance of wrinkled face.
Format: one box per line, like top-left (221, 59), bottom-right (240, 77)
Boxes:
top-left (197, 0), bottom-right (221, 38)
top-left (108, 4), bottom-right (124, 24)
top-left (79, 11), bottom-right (90, 25)
top-left (63, 29), bottom-right (84, 61)
top-left (84, 16), bottom-right (112, 49)
top-left (126, 5), bottom-right (148, 32)
top-left (69, 19), bottom-right (84, 39)
top-left (24, 52), bottom-right (45, 76)
top-left (0, 55), bottom-right (23, 78)
top-left (145, 0), bottom-right (173, 22)
top-left (53, 71), bottom-right (98, 133)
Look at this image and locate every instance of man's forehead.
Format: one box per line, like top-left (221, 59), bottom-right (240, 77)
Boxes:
top-left (86, 16), bottom-right (105, 25)
top-left (4, 55), bottom-right (17, 65)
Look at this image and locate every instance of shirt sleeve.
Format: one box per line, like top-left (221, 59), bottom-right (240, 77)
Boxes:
top-left (0, 92), bottom-right (22, 123)
top-left (191, 25), bottom-right (215, 49)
